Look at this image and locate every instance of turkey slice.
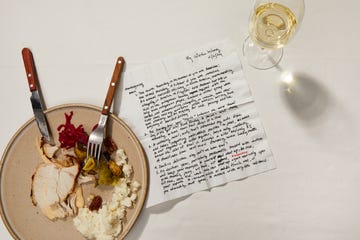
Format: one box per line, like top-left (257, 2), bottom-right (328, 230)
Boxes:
top-left (31, 162), bottom-right (81, 220)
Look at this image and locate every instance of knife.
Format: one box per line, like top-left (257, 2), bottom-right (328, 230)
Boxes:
top-left (22, 48), bottom-right (54, 145)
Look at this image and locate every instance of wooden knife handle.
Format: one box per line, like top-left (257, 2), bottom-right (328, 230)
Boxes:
top-left (102, 56), bottom-right (125, 115)
top-left (22, 48), bottom-right (38, 92)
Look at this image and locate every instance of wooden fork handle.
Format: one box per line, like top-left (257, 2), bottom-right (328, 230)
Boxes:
top-left (22, 48), bottom-right (38, 92)
top-left (102, 56), bottom-right (125, 115)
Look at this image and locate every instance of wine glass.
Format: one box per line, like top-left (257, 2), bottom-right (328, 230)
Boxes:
top-left (243, 0), bottom-right (305, 70)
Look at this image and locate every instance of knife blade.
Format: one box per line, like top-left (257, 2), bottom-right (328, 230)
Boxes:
top-left (22, 48), bottom-right (54, 145)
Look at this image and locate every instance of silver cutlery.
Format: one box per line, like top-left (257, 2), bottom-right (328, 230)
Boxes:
top-left (22, 48), bottom-right (54, 145)
top-left (86, 56), bottom-right (125, 163)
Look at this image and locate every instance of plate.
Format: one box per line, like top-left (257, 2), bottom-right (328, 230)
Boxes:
top-left (0, 104), bottom-right (148, 240)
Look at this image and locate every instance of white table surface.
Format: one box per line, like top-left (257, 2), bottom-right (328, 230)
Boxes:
top-left (1, 0), bottom-right (360, 239)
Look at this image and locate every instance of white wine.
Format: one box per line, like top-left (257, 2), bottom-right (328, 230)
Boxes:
top-left (249, 3), bottom-right (297, 49)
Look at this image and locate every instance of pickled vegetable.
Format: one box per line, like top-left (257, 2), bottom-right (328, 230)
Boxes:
top-left (57, 111), bottom-right (88, 149)
top-left (83, 157), bottom-right (96, 172)
top-left (97, 160), bottom-right (119, 186)
top-left (74, 142), bottom-right (87, 161)
top-left (108, 160), bottom-right (122, 176)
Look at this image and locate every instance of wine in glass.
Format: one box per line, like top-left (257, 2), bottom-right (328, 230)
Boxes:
top-left (243, 0), bottom-right (305, 70)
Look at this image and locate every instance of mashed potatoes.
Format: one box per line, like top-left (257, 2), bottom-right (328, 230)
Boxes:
top-left (73, 149), bottom-right (140, 240)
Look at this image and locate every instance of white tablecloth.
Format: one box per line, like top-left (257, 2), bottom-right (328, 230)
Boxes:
top-left (1, 0), bottom-right (360, 239)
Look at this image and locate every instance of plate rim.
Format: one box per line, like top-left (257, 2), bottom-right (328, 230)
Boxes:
top-left (0, 103), bottom-right (149, 240)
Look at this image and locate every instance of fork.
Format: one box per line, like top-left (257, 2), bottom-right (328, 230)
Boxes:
top-left (86, 56), bottom-right (125, 163)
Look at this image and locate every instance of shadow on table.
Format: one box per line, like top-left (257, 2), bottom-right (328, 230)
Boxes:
top-left (126, 195), bottom-right (190, 239)
top-left (276, 66), bottom-right (358, 144)
top-left (276, 68), bottom-right (331, 124)
top-left (127, 180), bottom-right (250, 239)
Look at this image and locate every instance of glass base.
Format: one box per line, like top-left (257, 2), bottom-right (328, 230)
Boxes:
top-left (243, 36), bottom-right (283, 70)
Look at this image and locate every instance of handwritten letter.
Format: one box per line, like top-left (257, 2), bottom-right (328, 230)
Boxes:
top-left (119, 41), bottom-right (275, 207)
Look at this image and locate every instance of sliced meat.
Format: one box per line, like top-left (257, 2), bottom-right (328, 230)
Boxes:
top-left (31, 162), bottom-right (80, 220)
top-left (36, 137), bottom-right (59, 164)
top-left (74, 186), bottom-right (85, 208)
top-left (77, 174), bottom-right (96, 185)
top-left (57, 164), bottom-right (80, 200)
top-left (54, 148), bottom-right (78, 167)
top-left (42, 143), bottom-right (59, 160)
top-left (31, 163), bottom-right (58, 206)
top-left (41, 203), bottom-right (68, 220)
top-left (36, 137), bottom-right (78, 168)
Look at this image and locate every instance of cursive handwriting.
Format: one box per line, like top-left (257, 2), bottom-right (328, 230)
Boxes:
top-left (125, 63), bottom-right (269, 195)
top-left (185, 48), bottom-right (223, 63)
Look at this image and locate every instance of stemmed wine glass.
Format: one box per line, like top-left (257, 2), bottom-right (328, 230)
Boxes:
top-left (243, 0), bottom-right (305, 70)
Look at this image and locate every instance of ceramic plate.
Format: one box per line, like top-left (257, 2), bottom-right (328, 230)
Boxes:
top-left (0, 104), bottom-right (148, 240)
